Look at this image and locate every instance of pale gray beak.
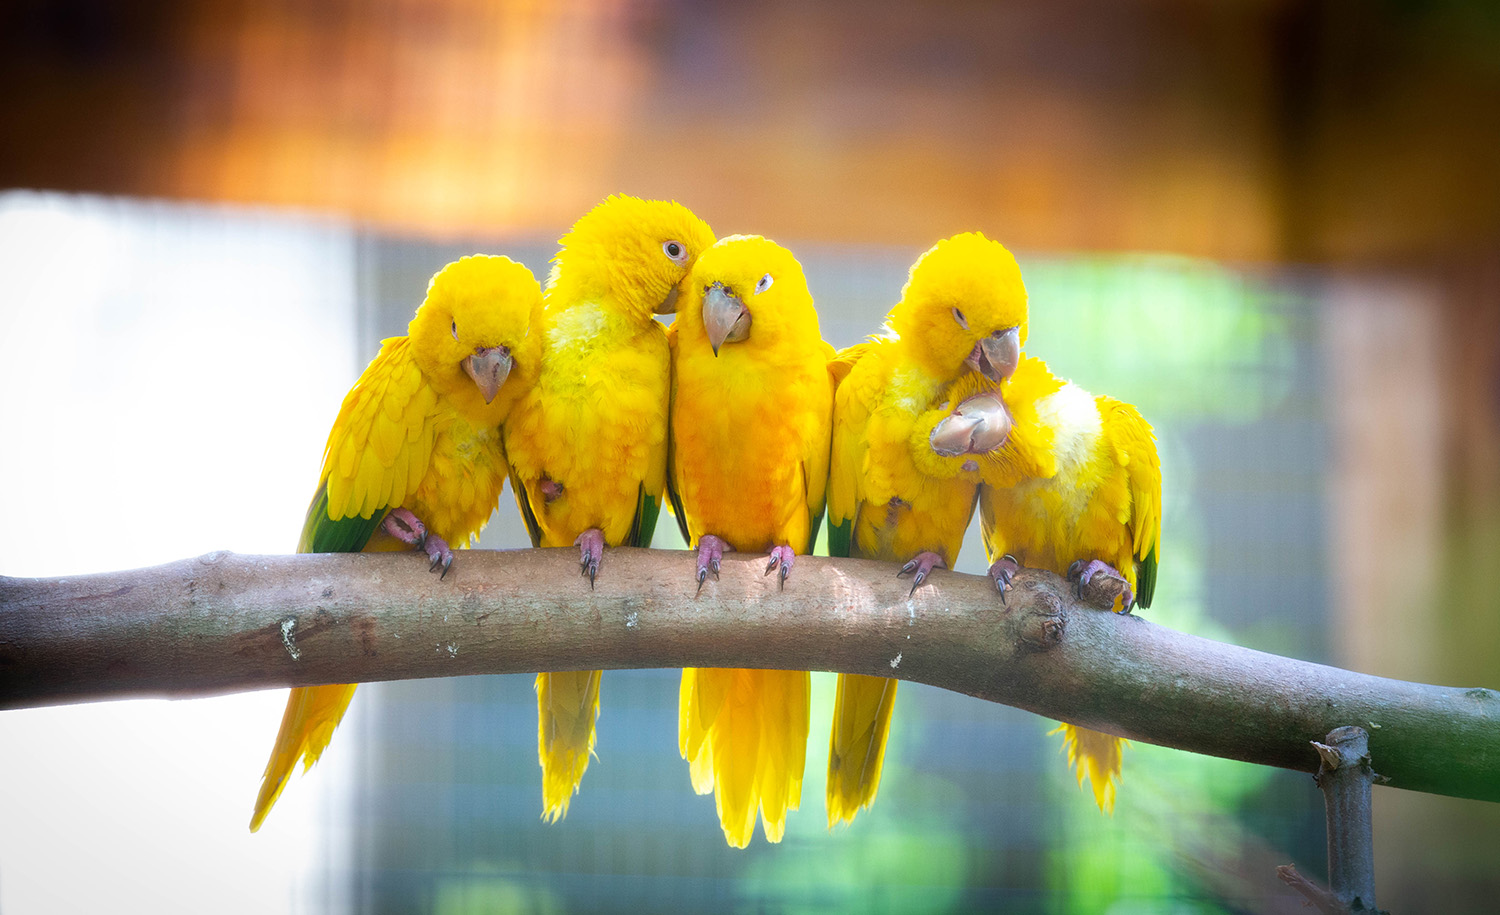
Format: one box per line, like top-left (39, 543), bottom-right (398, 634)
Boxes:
top-left (965, 326), bottom-right (1021, 383)
top-left (703, 282), bottom-right (751, 355)
top-left (462, 345), bottom-right (513, 404)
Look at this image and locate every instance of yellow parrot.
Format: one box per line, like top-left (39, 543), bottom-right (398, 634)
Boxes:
top-left (503, 194), bottom-right (715, 822)
top-left (823, 232), bottom-right (1034, 828)
top-left (249, 255), bottom-right (542, 832)
top-left (931, 356), bottom-right (1162, 813)
top-left (667, 234), bottom-right (835, 848)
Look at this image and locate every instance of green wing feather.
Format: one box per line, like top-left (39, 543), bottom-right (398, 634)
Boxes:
top-left (664, 325), bottom-right (693, 547)
top-left (298, 481), bottom-right (385, 554)
top-left (664, 386), bottom-right (692, 546)
top-left (1136, 548), bottom-right (1157, 610)
top-left (666, 475), bottom-right (691, 546)
top-left (826, 515), bottom-right (853, 559)
top-left (628, 483), bottom-right (662, 549)
top-left (508, 469), bottom-right (544, 548)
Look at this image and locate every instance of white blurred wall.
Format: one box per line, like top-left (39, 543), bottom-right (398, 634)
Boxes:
top-left (0, 192), bottom-right (360, 915)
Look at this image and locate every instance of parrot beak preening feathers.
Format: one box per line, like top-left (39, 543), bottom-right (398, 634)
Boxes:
top-left (462, 345), bottom-right (513, 404)
top-left (703, 282), bottom-right (751, 355)
top-left (966, 326), bottom-right (1021, 383)
top-left (929, 391), bottom-right (1012, 457)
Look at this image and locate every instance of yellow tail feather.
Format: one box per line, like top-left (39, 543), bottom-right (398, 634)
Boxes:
top-left (826, 673), bottom-right (898, 828)
top-left (249, 683), bottom-right (358, 832)
top-left (536, 670), bottom-right (603, 822)
top-left (679, 667), bottom-right (810, 848)
top-left (1053, 722), bottom-right (1125, 814)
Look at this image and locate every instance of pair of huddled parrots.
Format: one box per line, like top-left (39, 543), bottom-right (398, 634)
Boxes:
top-left (248, 194), bottom-right (1160, 847)
top-left (827, 234), bottom-right (1159, 822)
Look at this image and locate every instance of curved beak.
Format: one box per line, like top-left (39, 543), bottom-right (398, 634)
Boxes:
top-left (654, 283), bottom-right (681, 315)
top-left (462, 345), bottom-right (513, 404)
top-left (930, 392), bottom-right (1011, 456)
top-left (703, 282), bottom-right (751, 355)
top-left (965, 326), bottom-right (1021, 383)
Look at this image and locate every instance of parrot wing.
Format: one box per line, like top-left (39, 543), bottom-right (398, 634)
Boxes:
top-left (664, 321), bottom-right (694, 546)
top-left (801, 346), bottom-right (837, 551)
top-left (507, 465), bottom-right (546, 549)
top-left (1099, 396), bottom-right (1161, 608)
top-left (298, 482), bottom-right (384, 553)
top-left (314, 336), bottom-right (440, 539)
top-left (825, 342), bottom-right (883, 558)
top-left (826, 339), bottom-right (875, 388)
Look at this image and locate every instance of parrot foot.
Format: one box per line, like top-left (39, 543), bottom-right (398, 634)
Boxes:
top-left (382, 508), bottom-right (454, 578)
top-left (696, 534), bottom-right (726, 594)
top-left (576, 528), bottom-right (605, 589)
top-left (897, 551), bottom-right (946, 596)
top-left (989, 555), bottom-right (1021, 605)
top-left (539, 477), bottom-right (564, 504)
top-left (1067, 559), bottom-right (1134, 613)
top-left (764, 544), bottom-right (796, 590)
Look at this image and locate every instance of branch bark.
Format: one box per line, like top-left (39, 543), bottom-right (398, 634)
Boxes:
top-left (2, 548), bottom-right (1497, 803)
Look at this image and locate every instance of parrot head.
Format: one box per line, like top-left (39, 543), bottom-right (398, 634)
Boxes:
top-left (410, 254), bottom-right (542, 411)
top-left (681, 235), bottom-right (817, 356)
top-left (888, 232), bottom-right (1027, 385)
top-left (548, 194), bottom-right (716, 319)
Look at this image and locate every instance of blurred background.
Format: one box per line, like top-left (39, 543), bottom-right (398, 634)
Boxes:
top-left (1, 1), bottom-right (1497, 912)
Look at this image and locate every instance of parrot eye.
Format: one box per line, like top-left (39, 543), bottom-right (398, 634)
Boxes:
top-left (754, 273), bottom-right (774, 295)
top-left (662, 240), bottom-right (688, 265)
top-left (451, 320), bottom-right (459, 341)
top-left (952, 308), bottom-right (968, 330)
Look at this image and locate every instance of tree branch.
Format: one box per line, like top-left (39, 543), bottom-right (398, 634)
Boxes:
top-left (2, 548), bottom-right (1496, 803)
top-left (1314, 726), bottom-right (1384, 912)
top-left (1276, 865), bottom-right (1349, 915)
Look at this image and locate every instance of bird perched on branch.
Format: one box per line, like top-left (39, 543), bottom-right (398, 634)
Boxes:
top-left (932, 357), bottom-right (1161, 813)
top-left (667, 235), bottom-right (835, 847)
top-left (504, 194), bottom-right (715, 822)
top-left (824, 232), bottom-right (1037, 829)
top-left (249, 255), bottom-right (542, 832)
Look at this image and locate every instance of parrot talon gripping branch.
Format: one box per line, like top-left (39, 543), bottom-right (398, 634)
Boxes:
top-left (1068, 558), bottom-right (1135, 614)
top-left (989, 554), bottom-right (1021, 604)
top-left (694, 534), bottom-right (727, 594)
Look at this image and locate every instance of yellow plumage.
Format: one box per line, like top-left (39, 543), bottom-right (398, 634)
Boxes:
top-left (952, 356), bottom-right (1162, 813)
top-left (668, 235), bottom-right (833, 848)
top-left (824, 232), bottom-right (1033, 827)
top-left (503, 195), bottom-right (715, 821)
top-left (250, 255), bottom-right (542, 832)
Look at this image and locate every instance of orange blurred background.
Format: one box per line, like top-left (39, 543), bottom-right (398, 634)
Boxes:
top-left (4, 0), bottom-right (1496, 263)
